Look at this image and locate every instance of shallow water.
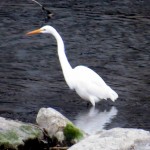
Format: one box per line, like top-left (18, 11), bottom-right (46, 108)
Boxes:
top-left (0, 0), bottom-right (149, 132)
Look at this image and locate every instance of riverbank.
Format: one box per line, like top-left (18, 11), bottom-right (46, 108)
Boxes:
top-left (0, 107), bottom-right (149, 150)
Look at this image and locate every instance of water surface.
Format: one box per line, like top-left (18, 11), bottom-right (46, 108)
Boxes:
top-left (0, 0), bottom-right (149, 131)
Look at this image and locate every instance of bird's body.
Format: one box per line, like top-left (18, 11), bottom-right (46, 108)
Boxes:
top-left (72, 66), bottom-right (118, 105)
top-left (27, 25), bottom-right (118, 106)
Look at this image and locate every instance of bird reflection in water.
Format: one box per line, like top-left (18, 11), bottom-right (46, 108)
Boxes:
top-left (73, 106), bottom-right (118, 135)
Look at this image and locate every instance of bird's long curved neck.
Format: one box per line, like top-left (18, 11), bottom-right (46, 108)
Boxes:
top-left (52, 29), bottom-right (73, 87)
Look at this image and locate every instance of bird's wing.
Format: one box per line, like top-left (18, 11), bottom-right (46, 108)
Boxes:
top-left (73, 65), bottom-right (107, 87)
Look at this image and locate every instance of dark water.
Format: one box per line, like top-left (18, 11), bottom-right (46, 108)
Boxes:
top-left (0, 0), bottom-right (149, 132)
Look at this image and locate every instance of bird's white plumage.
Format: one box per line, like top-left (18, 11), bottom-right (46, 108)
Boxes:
top-left (71, 66), bottom-right (118, 106)
top-left (27, 25), bottom-right (118, 106)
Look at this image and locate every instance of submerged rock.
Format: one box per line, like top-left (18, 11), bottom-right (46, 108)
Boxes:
top-left (68, 128), bottom-right (150, 150)
top-left (36, 108), bottom-right (85, 146)
top-left (0, 117), bottom-right (44, 150)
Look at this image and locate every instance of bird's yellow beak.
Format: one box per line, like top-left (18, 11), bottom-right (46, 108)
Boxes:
top-left (26, 29), bottom-right (42, 35)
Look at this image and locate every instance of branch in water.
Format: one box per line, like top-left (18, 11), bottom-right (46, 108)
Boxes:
top-left (31, 0), bottom-right (53, 22)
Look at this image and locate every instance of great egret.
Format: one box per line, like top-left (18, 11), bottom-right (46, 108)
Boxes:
top-left (27, 25), bottom-right (118, 106)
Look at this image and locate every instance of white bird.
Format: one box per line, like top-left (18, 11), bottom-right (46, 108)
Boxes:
top-left (26, 25), bottom-right (118, 106)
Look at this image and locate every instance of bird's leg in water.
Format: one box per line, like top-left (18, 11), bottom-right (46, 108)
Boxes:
top-left (89, 97), bottom-right (96, 107)
top-left (86, 102), bottom-right (91, 108)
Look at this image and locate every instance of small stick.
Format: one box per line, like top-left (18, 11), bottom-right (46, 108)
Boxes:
top-left (31, 0), bottom-right (53, 22)
top-left (31, 0), bottom-right (42, 7)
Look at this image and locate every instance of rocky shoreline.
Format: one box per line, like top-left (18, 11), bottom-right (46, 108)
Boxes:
top-left (0, 107), bottom-right (149, 150)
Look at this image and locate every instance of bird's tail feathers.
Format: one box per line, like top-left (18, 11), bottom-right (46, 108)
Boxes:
top-left (107, 86), bottom-right (118, 102)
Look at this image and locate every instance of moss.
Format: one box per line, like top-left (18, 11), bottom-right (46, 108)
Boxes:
top-left (19, 125), bottom-right (41, 139)
top-left (0, 125), bottom-right (42, 149)
top-left (0, 130), bottom-right (20, 149)
top-left (63, 123), bottom-right (83, 142)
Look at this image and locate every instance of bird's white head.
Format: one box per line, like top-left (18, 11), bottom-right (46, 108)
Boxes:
top-left (26, 25), bottom-right (56, 35)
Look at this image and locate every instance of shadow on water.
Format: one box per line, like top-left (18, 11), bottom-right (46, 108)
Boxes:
top-left (0, 0), bottom-right (149, 131)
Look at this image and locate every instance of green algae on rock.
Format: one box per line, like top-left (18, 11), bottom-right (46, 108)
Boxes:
top-left (36, 107), bottom-right (86, 147)
top-left (0, 130), bottom-right (21, 149)
top-left (19, 124), bottom-right (42, 139)
top-left (64, 123), bottom-right (84, 143)
top-left (0, 117), bottom-right (43, 150)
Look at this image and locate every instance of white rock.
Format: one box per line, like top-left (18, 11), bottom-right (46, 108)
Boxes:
top-left (36, 107), bottom-right (71, 142)
top-left (68, 128), bottom-right (150, 150)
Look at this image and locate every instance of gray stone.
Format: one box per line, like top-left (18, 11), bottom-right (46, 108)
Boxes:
top-left (0, 117), bottom-right (43, 150)
top-left (36, 107), bottom-right (85, 144)
top-left (68, 128), bottom-right (150, 150)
